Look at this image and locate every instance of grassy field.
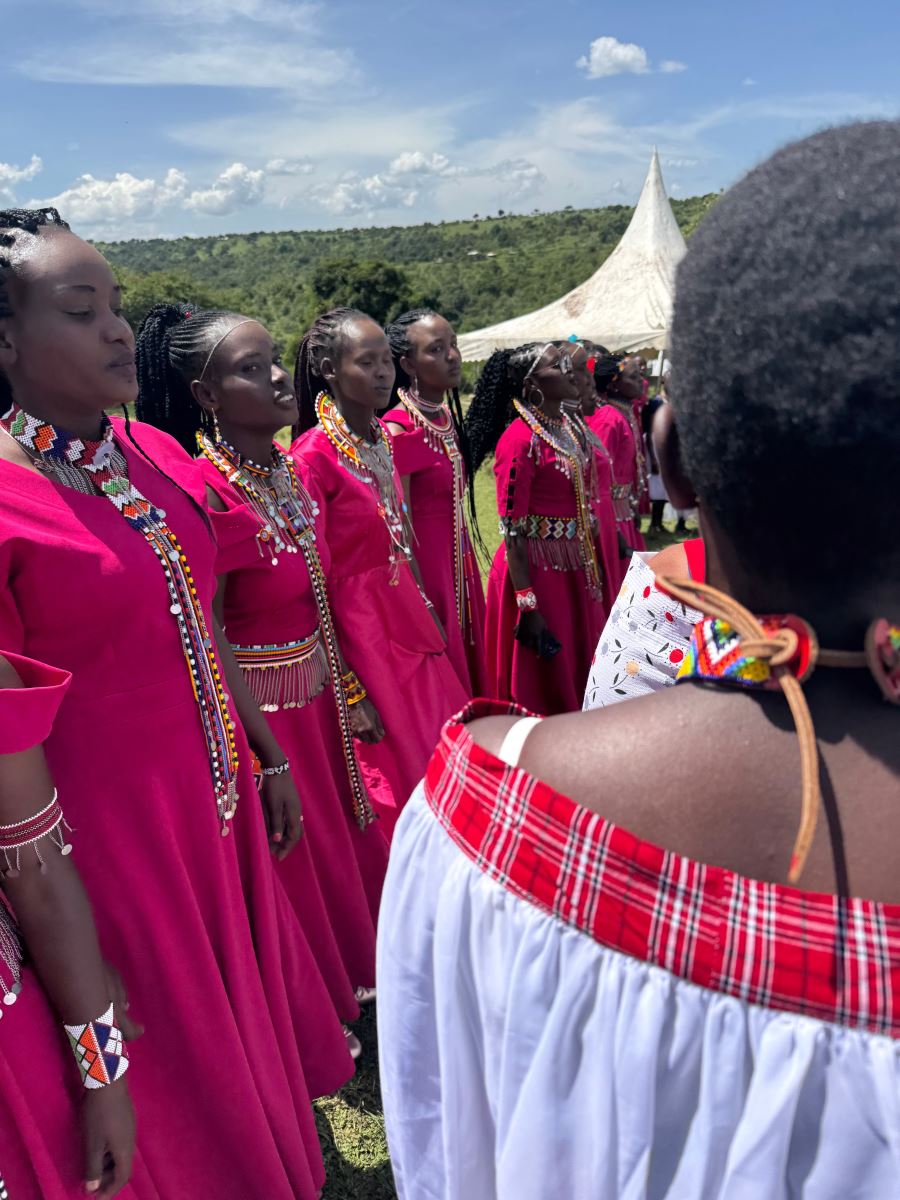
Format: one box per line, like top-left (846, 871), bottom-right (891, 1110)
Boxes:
top-left (314, 466), bottom-right (694, 1199)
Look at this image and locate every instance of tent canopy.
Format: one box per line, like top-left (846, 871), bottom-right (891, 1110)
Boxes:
top-left (458, 150), bottom-right (686, 361)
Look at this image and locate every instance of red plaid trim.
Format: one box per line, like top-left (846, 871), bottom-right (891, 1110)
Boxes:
top-left (424, 701), bottom-right (900, 1037)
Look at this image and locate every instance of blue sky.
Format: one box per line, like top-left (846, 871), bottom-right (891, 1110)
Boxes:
top-left (1, 0), bottom-right (898, 241)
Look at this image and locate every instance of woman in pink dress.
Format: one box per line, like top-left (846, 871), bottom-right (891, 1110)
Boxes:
top-left (383, 309), bottom-right (488, 696)
top-left (0, 210), bottom-right (336, 1198)
top-left (466, 342), bottom-right (607, 715)
top-left (587, 349), bottom-right (646, 554)
top-left (134, 303), bottom-right (391, 1021)
top-left (292, 308), bottom-right (468, 836)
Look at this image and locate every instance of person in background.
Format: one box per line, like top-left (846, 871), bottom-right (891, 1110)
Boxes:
top-left (0, 208), bottom-right (328, 1199)
top-left (378, 120), bottom-right (900, 1200)
top-left (588, 349), bottom-right (646, 554)
top-left (292, 307), bottom-right (468, 837)
top-left (136, 302), bottom-right (391, 1048)
top-left (383, 308), bottom-right (488, 696)
top-left (466, 342), bottom-right (607, 715)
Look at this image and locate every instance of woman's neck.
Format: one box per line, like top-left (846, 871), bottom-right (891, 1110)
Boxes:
top-left (334, 395), bottom-right (377, 441)
top-left (14, 395), bottom-right (107, 442)
top-left (538, 397), bottom-right (564, 422)
top-left (216, 423), bottom-right (277, 467)
top-left (413, 382), bottom-right (445, 408)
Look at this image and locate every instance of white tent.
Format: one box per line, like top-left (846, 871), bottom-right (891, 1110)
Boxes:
top-left (458, 150), bottom-right (686, 361)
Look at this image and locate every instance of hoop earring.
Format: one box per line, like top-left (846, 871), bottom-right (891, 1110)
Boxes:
top-left (527, 384), bottom-right (545, 409)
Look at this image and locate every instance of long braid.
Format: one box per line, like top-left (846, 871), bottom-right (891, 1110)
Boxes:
top-left (135, 302), bottom-right (242, 454)
top-left (465, 343), bottom-right (544, 474)
top-left (590, 345), bottom-right (625, 396)
top-left (292, 306), bottom-right (369, 437)
top-left (386, 307), bottom-right (486, 559)
top-left (0, 207), bottom-right (70, 407)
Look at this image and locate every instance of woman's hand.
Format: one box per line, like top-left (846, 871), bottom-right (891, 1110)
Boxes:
top-left (82, 1079), bottom-right (135, 1197)
top-left (349, 697), bottom-right (385, 744)
top-left (259, 772), bottom-right (303, 860)
top-left (515, 610), bottom-right (561, 659)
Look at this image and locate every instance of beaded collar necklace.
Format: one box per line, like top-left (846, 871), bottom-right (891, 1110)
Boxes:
top-left (199, 430), bottom-right (375, 827)
top-left (1, 404), bottom-right (239, 833)
top-left (660, 575), bottom-right (900, 885)
top-left (398, 388), bottom-right (470, 631)
top-left (316, 391), bottom-right (412, 584)
top-left (513, 399), bottom-right (603, 603)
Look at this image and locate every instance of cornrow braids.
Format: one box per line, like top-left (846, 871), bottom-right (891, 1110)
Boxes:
top-left (386, 307), bottom-right (487, 560)
top-left (0, 208), bottom-right (70, 407)
top-left (465, 343), bottom-right (544, 474)
top-left (292, 306), bottom-right (370, 436)
top-left (135, 302), bottom-right (244, 454)
top-left (590, 345), bottom-right (624, 396)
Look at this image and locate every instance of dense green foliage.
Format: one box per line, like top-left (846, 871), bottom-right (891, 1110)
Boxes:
top-left (98, 194), bottom-right (718, 354)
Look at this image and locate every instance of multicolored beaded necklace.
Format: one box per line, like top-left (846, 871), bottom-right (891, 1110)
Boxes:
top-left (316, 391), bottom-right (412, 585)
top-left (397, 387), bottom-right (470, 633)
top-left (198, 432), bottom-right (376, 828)
top-left (1, 405), bottom-right (239, 834)
top-left (513, 399), bottom-right (603, 603)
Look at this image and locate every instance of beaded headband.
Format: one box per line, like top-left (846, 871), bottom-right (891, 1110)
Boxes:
top-left (197, 319), bottom-right (256, 382)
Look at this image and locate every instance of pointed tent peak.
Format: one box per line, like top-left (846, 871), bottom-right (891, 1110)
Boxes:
top-left (618, 148), bottom-right (686, 255)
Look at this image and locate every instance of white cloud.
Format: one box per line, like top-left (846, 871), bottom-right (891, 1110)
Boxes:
top-left (577, 36), bottom-right (649, 79)
top-left (0, 155), bottom-right (43, 186)
top-left (742, 78), bottom-right (758, 87)
top-left (266, 157), bottom-right (315, 177)
top-left (186, 163), bottom-right (264, 215)
top-left (389, 151), bottom-right (452, 176)
top-left (321, 172), bottom-right (419, 216)
top-left (660, 60), bottom-right (688, 74)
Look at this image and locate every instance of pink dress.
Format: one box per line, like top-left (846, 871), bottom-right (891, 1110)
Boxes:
top-left (485, 418), bottom-right (608, 715)
top-left (0, 420), bottom-right (347, 1200)
top-left (201, 459), bottom-right (390, 997)
top-left (588, 405), bottom-right (646, 552)
top-left (292, 427), bottom-right (469, 836)
top-left (385, 405), bottom-right (488, 696)
top-left (578, 417), bottom-right (626, 596)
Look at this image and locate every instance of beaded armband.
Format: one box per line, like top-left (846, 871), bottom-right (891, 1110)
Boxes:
top-left (0, 790), bottom-right (72, 878)
top-left (64, 1002), bottom-right (130, 1089)
top-left (260, 759), bottom-right (291, 777)
top-left (341, 671), bottom-right (368, 707)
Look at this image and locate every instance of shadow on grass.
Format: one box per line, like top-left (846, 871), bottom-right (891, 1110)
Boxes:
top-left (316, 1007), bottom-right (398, 1200)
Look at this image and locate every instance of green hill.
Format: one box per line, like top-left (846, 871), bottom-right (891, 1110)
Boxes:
top-left (97, 193), bottom-right (718, 360)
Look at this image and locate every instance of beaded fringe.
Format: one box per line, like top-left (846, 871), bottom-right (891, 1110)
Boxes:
top-left (233, 634), bottom-right (328, 713)
top-left (526, 536), bottom-right (585, 573)
top-left (0, 902), bottom-right (23, 1017)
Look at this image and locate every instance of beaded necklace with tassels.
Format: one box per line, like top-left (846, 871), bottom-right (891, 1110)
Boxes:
top-left (658, 575), bottom-right (900, 885)
top-left (198, 432), bottom-right (376, 829)
top-left (397, 387), bottom-right (475, 638)
top-left (513, 399), bottom-right (604, 604)
top-left (1, 404), bottom-right (239, 834)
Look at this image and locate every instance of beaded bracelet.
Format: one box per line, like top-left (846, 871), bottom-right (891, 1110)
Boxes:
top-left (0, 790), bottom-right (73, 878)
top-left (515, 588), bottom-right (539, 612)
top-left (341, 670), bottom-right (368, 707)
top-left (64, 1002), bottom-right (130, 1089)
top-left (260, 760), bottom-right (291, 777)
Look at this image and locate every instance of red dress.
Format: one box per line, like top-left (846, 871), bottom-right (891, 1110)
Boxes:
top-left (588, 405), bottom-right (646, 552)
top-left (0, 421), bottom-right (336, 1200)
top-left (575, 415), bottom-right (626, 596)
top-left (201, 458), bottom-right (390, 997)
top-left (385, 404), bottom-right (488, 696)
top-left (484, 418), bottom-right (607, 715)
top-left (293, 427), bottom-right (469, 836)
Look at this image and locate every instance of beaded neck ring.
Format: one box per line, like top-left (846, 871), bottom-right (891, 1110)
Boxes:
top-left (199, 430), bottom-right (376, 828)
top-left (513, 398), bottom-right (603, 603)
top-left (316, 391), bottom-right (412, 584)
top-left (1, 404), bottom-right (239, 834)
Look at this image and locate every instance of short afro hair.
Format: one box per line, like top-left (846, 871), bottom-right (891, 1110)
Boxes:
top-left (671, 120), bottom-right (900, 602)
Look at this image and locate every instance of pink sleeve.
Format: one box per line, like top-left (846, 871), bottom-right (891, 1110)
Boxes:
top-left (208, 504), bottom-right (262, 577)
top-left (0, 652), bottom-right (72, 754)
top-left (384, 411), bottom-right (438, 476)
top-left (494, 428), bottom-right (536, 522)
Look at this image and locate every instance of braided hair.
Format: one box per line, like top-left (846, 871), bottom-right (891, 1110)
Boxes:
top-left (464, 343), bottom-right (544, 474)
top-left (293, 306), bottom-right (370, 436)
top-left (590, 345), bottom-right (624, 396)
top-left (386, 308), bottom-right (485, 557)
top-left (0, 208), bottom-right (71, 406)
top-left (135, 302), bottom-right (245, 453)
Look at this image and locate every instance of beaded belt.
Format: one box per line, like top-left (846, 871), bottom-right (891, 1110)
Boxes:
top-left (232, 629), bottom-right (328, 712)
top-left (610, 483), bottom-right (635, 522)
top-left (500, 513), bottom-right (579, 540)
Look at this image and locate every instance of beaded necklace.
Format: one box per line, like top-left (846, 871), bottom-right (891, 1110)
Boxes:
top-left (397, 388), bottom-right (469, 632)
top-left (198, 432), bottom-right (375, 828)
top-left (316, 391), bottom-right (412, 584)
top-left (1, 405), bottom-right (239, 833)
top-left (513, 399), bottom-right (603, 603)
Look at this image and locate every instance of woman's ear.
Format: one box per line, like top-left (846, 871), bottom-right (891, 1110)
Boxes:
top-left (399, 352), bottom-right (415, 382)
top-left (652, 402), bottom-right (697, 511)
top-left (320, 355), bottom-right (337, 387)
top-left (190, 378), bottom-right (219, 415)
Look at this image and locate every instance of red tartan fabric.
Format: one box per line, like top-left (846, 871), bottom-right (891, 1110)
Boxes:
top-left (425, 700), bottom-right (900, 1037)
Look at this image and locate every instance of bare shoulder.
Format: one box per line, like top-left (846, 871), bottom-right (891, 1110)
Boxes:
top-left (647, 540), bottom-right (688, 577)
